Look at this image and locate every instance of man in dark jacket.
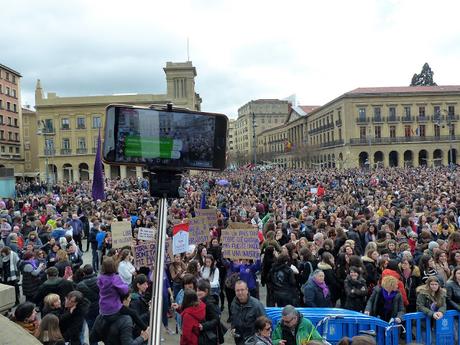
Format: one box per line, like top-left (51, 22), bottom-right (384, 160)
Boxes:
top-left (76, 264), bottom-right (99, 345)
top-left (230, 280), bottom-right (266, 345)
top-left (88, 221), bottom-right (100, 272)
top-left (59, 290), bottom-right (90, 345)
top-left (268, 254), bottom-right (299, 307)
top-left (34, 267), bottom-right (74, 310)
top-left (90, 313), bottom-right (149, 345)
top-left (197, 279), bottom-right (223, 345)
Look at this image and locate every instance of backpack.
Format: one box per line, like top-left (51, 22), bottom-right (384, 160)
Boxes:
top-left (299, 261), bottom-right (314, 292)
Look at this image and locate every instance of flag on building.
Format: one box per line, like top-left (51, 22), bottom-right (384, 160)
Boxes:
top-left (91, 127), bottom-right (105, 201)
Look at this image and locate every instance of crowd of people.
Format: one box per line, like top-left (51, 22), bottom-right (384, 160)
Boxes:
top-left (0, 165), bottom-right (459, 345)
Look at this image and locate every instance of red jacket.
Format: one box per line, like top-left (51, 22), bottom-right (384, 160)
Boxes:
top-left (381, 269), bottom-right (409, 306)
top-left (180, 301), bottom-right (206, 345)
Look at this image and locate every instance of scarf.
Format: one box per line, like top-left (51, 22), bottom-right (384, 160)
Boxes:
top-left (314, 278), bottom-right (330, 298)
top-left (382, 289), bottom-right (397, 313)
top-left (3, 252), bottom-right (18, 282)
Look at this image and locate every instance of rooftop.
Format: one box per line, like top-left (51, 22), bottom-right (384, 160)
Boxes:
top-left (346, 85), bottom-right (460, 95)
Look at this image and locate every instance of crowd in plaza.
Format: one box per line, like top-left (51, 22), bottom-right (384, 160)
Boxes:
top-left (1, 165), bottom-right (460, 345)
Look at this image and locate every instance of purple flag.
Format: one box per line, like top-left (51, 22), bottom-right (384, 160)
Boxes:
top-left (91, 127), bottom-right (105, 201)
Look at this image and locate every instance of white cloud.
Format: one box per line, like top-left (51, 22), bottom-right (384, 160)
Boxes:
top-left (2, 0), bottom-right (460, 118)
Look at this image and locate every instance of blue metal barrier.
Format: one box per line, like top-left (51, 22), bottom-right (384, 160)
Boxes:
top-left (265, 307), bottom-right (460, 345)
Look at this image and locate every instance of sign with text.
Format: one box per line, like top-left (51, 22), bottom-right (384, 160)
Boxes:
top-left (111, 221), bottom-right (132, 248)
top-left (222, 227), bottom-right (260, 261)
top-left (137, 227), bottom-right (156, 242)
top-left (133, 238), bottom-right (173, 269)
top-left (195, 208), bottom-right (217, 230)
top-left (188, 216), bottom-right (209, 245)
top-left (173, 230), bottom-right (189, 255)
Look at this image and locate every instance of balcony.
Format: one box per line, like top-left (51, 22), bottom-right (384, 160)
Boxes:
top-left (417, 115), bottom-right (429, 123)
top-left (76, 148), bottom-right (88, 154)
top-left (77, 125), bottom-right (86, 129)
top-left (60, 148), bottom-right (72, 155)
top-left (372, 116), bottom-right (383, 123)
top-left (446, 114), bottom-right (460, 122)
top-left (92, 147), bottom-right (98, 154)
top-left (44, 148), bottom-right (56, 156)
top-left (349, 135), bottom-right (460, 145)
top-left (386, 116), bottom-right (400, 123)
top-left (401, 116), bottom-right (413, 123)
top-left (431, 115), bottom-right (443, 123)
top-left (61, 126), bottom-right (71, 130)
top-left (335, 119), bottom-right (342, 127)
top-left (42, 127), bottom-right (55, 134)
top-left (320, 139), bottom-right (345, 148)
top-left (356, 117), bottom-right (369, 124)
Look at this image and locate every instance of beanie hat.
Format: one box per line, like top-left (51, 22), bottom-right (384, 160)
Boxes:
top-left (428, 241), bottom-right (439, 251)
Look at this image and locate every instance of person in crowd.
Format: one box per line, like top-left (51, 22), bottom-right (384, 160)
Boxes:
top-left (42, 293), bottom-right (62, 317)
top-left (303, 269), bottom-right (332, 308)
top-left (173, 273), bottom-right (198, 334)
top-left (25, 231), bottom-right (43, 250)
top-left (37, 313), bottom-right (66, 345)
top-left (180, 288), bottom-right (206, 345)
top-left (365, 276), bottom-right (404, 323)
top-left (271, 305), bottom-right (322, 344)
top-left (75, 264), bottom-right (99, 345)
top-left (69, 213), bottom-right (84, 251)
top-left (446, 266), bottom-right (460, 311)
top-left (268, 254), bottom-right (299, 307)
top-left (381, 259), bottom-right (409, 307)
top-left (317, 252), bottom-right (340, 305)
top-left (399, 257), bottom-right (421, 313)
top-left (19, 251), bottom-right (46, 301)
top-left (11, 301), bottom-right (40, 337)
top-left (35, 267), bottom-right (74, 311)
top-left (197, 278), bottom-right (223, 345)
top-left (129, 274), bottom-right (150, 335)
top-left (1, 246), bottom-right (21, 305)
top-left (88, 220), bottom-right (101, 272)
top-left (98, 256), bottom-right (129, 316)
top-left (201, 254), bottom-right (220, 298)
top-left (67, 243), bottom-right (83, 272)
top-left (230, 280), bottom-right (266, 345)
top-left (337, 335), bottom-right (376, 345)
top-left (118, 248), bottom-right (136, 286)
top-left (344, 266), bottom-right (368, 312)
top-left (228, 258), bottom-right (261, 298)
top-left (54, 249), bottom-right (71, 277)
top-left (416, 276), bottom-right (446, 321)
top-left (170, 253), bottom-right (187, 298)
top-left (419, 254), bottom-right (441, 285)
top-left (434, 250), bottom-right (451, 284)
top-left (261, 246), bottom-right (277, 307)
top-left (244, 316), bottom-right (273, 345)
top-left (59, 290), bottom-right (89, 345)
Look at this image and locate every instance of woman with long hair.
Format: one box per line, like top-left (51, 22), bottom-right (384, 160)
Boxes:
top-left (446, 266), bottom-right (460, 311)
top-left (37, 314), bottom-right (65, 345)
top-left (180, 289), bottom-right (206, 345)
top-left (200, 254), bottom-right (220, 297)
top-left (434, 250), bottom-right (451, 284)
top-left (419, 254), bottom-right (440, 285)
top-left (399, 258), bottom-right (421, 313)
top-left (170, 254), bottom-right (187, 299)
top-left (117, 248), bottom-right (136, 285)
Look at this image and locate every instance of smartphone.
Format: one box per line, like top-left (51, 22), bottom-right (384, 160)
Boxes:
top-left (103, 104), bottom-right (228, 171)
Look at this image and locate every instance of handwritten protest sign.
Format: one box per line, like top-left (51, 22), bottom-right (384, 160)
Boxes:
top-left (222, 226), bottom-right (260, 261)
top-left (138, 227), bottom-right (156, 242)
top-left (111, 221), bottom-right (132, 248)
top-left (195, 208), bottom-right (217, 230)
top-left (133, 238), bottom-right (173, 269)
top-left (173, 223), bottom-right (189, 255)
top-left (188, 216), bottom-right (209, 245)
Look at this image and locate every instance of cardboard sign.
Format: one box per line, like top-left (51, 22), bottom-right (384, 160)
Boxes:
top-left (111, 221), bottom-right (132, 248)
top-left (188, 216), bottom-right (210, 245)
top-left (195, 208), bottom-right (217, 230)
top-left (138, 227), bottom-right (156, 242)
top-left (133, 238), bottom-right (173, 269)
top-left (222, 227), bottom-right (260, 261)
top-left (173, 230), bottom-right (189, 255)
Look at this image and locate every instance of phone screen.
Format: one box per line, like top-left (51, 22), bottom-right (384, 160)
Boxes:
top-left (104, 105), bottom-right (227, 171)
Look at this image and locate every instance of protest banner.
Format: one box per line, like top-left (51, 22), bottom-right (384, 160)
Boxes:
top-left (138, 227), bottom-right (156, 242)
top-left (195, 208), bottom-right (217, 230)
top-left (111, 221), bottom-right (132, 248)
top-left (222, 225), bottom-right (260, 261)
top-left (133, 238), bottom-right (173, 269)
top-left (188, 216), bottom-right (209, 245)
top-left (173, 223), bottom-right (189, 255)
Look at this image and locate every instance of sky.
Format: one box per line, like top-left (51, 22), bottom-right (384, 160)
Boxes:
top-left (2, 0), bottom-right (460, 118)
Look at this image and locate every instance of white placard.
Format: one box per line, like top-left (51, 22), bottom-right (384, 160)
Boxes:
top-left (137, 227), bottom-right (156, 242)
top-left (173, 230), bottom-right (189, 255)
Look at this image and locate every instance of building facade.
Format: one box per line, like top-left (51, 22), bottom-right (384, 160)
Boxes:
top-left (21, 106), bottom-right (39, 177)
top-left (0, 64), bottom-right (24, 175)
top-left (233, 99), bottom-right (289, 164)
top-left (35, 61), bottom-right (201, 182)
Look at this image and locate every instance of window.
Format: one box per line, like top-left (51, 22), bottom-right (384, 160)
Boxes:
top-left (6, 102), bottom-right (10, 111)
top-left (8, 147), bottom-right (12, 153)
top-left (374, 126), bottom-right (381, 138)
top-left (6, 87), bottom-right (10, 96)
top-left (389, 125), bottom-right (396, 139)
top-left (13, 104), bottom-right (16, 112)
top-left (404, 125), bottom-right (411, 137)
top-left (389, 107), bottom-right (396, 118)
top-left (92, 116), bottom-right (101, 128)
top-left (5, 72), bottom-right (9, 81)
top-left (44, 119), bottom-right (54, 131)
top-left (62, 138), bottom-right (70, 149)
top-left (12, 75), bottom-right (16, 83)
top-left (0, 130), bottom-right (3, 139)
top-left (93, 136), bottom-right (98, 149)
top-left (15, 147), bottom-right (19, 154)
top-left (14, 133), bottom-right (18, 141)
top-left (0, 115), bottom-right (3, 124)
top-left (77, 117), bottom-right (86, 129)
top-left (8, 132), bottom-right (12, 140)
top-left (0, 85), bottom-right (2, 93)
top-left (404, 106), bottom-right (411, 117)
top-left (449, 124), bottom-right (455, 136)
top-left (419, 106), bottom-right (426, 117)
top-left (339, 128), bottom-right (342, 140)
top-left (434, 124), bottom-right (440, 137)
top-left (358, 108), bottom-right (366, 119)
top-left (448, 105), bottom-right (455, 116)
top-left (61, 118), bottom-right (70, 129)
top-left (12, 89), bottom-right (16, 98)
top-left (7, 117), bottom-right (11, 125)
top-left (374, 107), bottom-right (381, 118)
top-left (0, 100), bottom-right (2, 109)
top-left (78, 138), bottom-right (86, 148)
top-left (419, 125), bottom-right (426, 137)
top-left (45, 138), bottom-right (54, 149)
top-left (360, 127), bottom-right (366, 139)
top-left (0, 146), bottom-right (4, 153)
top-left (13, 119), bottom-right (17, 126)
top-left (434, 106), bottom-right (441, 116)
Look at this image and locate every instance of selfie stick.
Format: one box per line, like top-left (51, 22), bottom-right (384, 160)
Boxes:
top-left (147, 104), bottom-right (184, 345)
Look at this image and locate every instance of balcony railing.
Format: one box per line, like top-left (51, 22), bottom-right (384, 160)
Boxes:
top-left (335, 119), bottom-right (342, 127)
top-left (350, 135), bottom-right (460, 145)
top-left (76, 148), bottom-right (87, 154)
top-left (60, 148), bottom-right (72, 155)
top-left (372, 116), bottom-right (383, 123)
top-left (356, 117), bottom-right (369, 124)
top-left (401, 116), bottom-right (413, 123)
top-left (77, 125), bottom-right (86, 129)
top-left (44, 148), bottom-right (56, 156)
top-left (417, 116), bottom-right (429, 123)
top-left (431, 114), bottom-right (443, 122)
top-left (319, 139), bottom-right (345, 148)
top-left (386, 116), bottom-right (400, 123)
top-left (446, 114), bottom-right (460, 122)
top-left (61, 126), bottom-right (70, 130)
top-left (42, 127), bottom-right (55, 134)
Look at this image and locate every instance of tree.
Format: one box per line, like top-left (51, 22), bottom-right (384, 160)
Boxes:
top-left (410, 63), bottom-right (437, 86)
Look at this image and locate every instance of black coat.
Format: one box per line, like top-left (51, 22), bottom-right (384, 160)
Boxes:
top-left (365, 287), bottom-right (404, 322)
top-left (268, 263), bottom-right (297, 295)
top-left (35, 278), bottom-right (75, 310)
top-left (303, 278), bottom-right (333, 308)
top-left (199, 295), bottom-right (222, 345)
top-left (76, 273), bottom-right (99, 319)
top-left (446, 279), bottom-right (460, 311)
top-left (90, 314), bottom-right (145, 345)
top-left (317, 262), bottom-right (341, 303)
top-left (59, 298), bottom-right (90, 345)
top-left (343, 276), bottom-right (367, 312)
